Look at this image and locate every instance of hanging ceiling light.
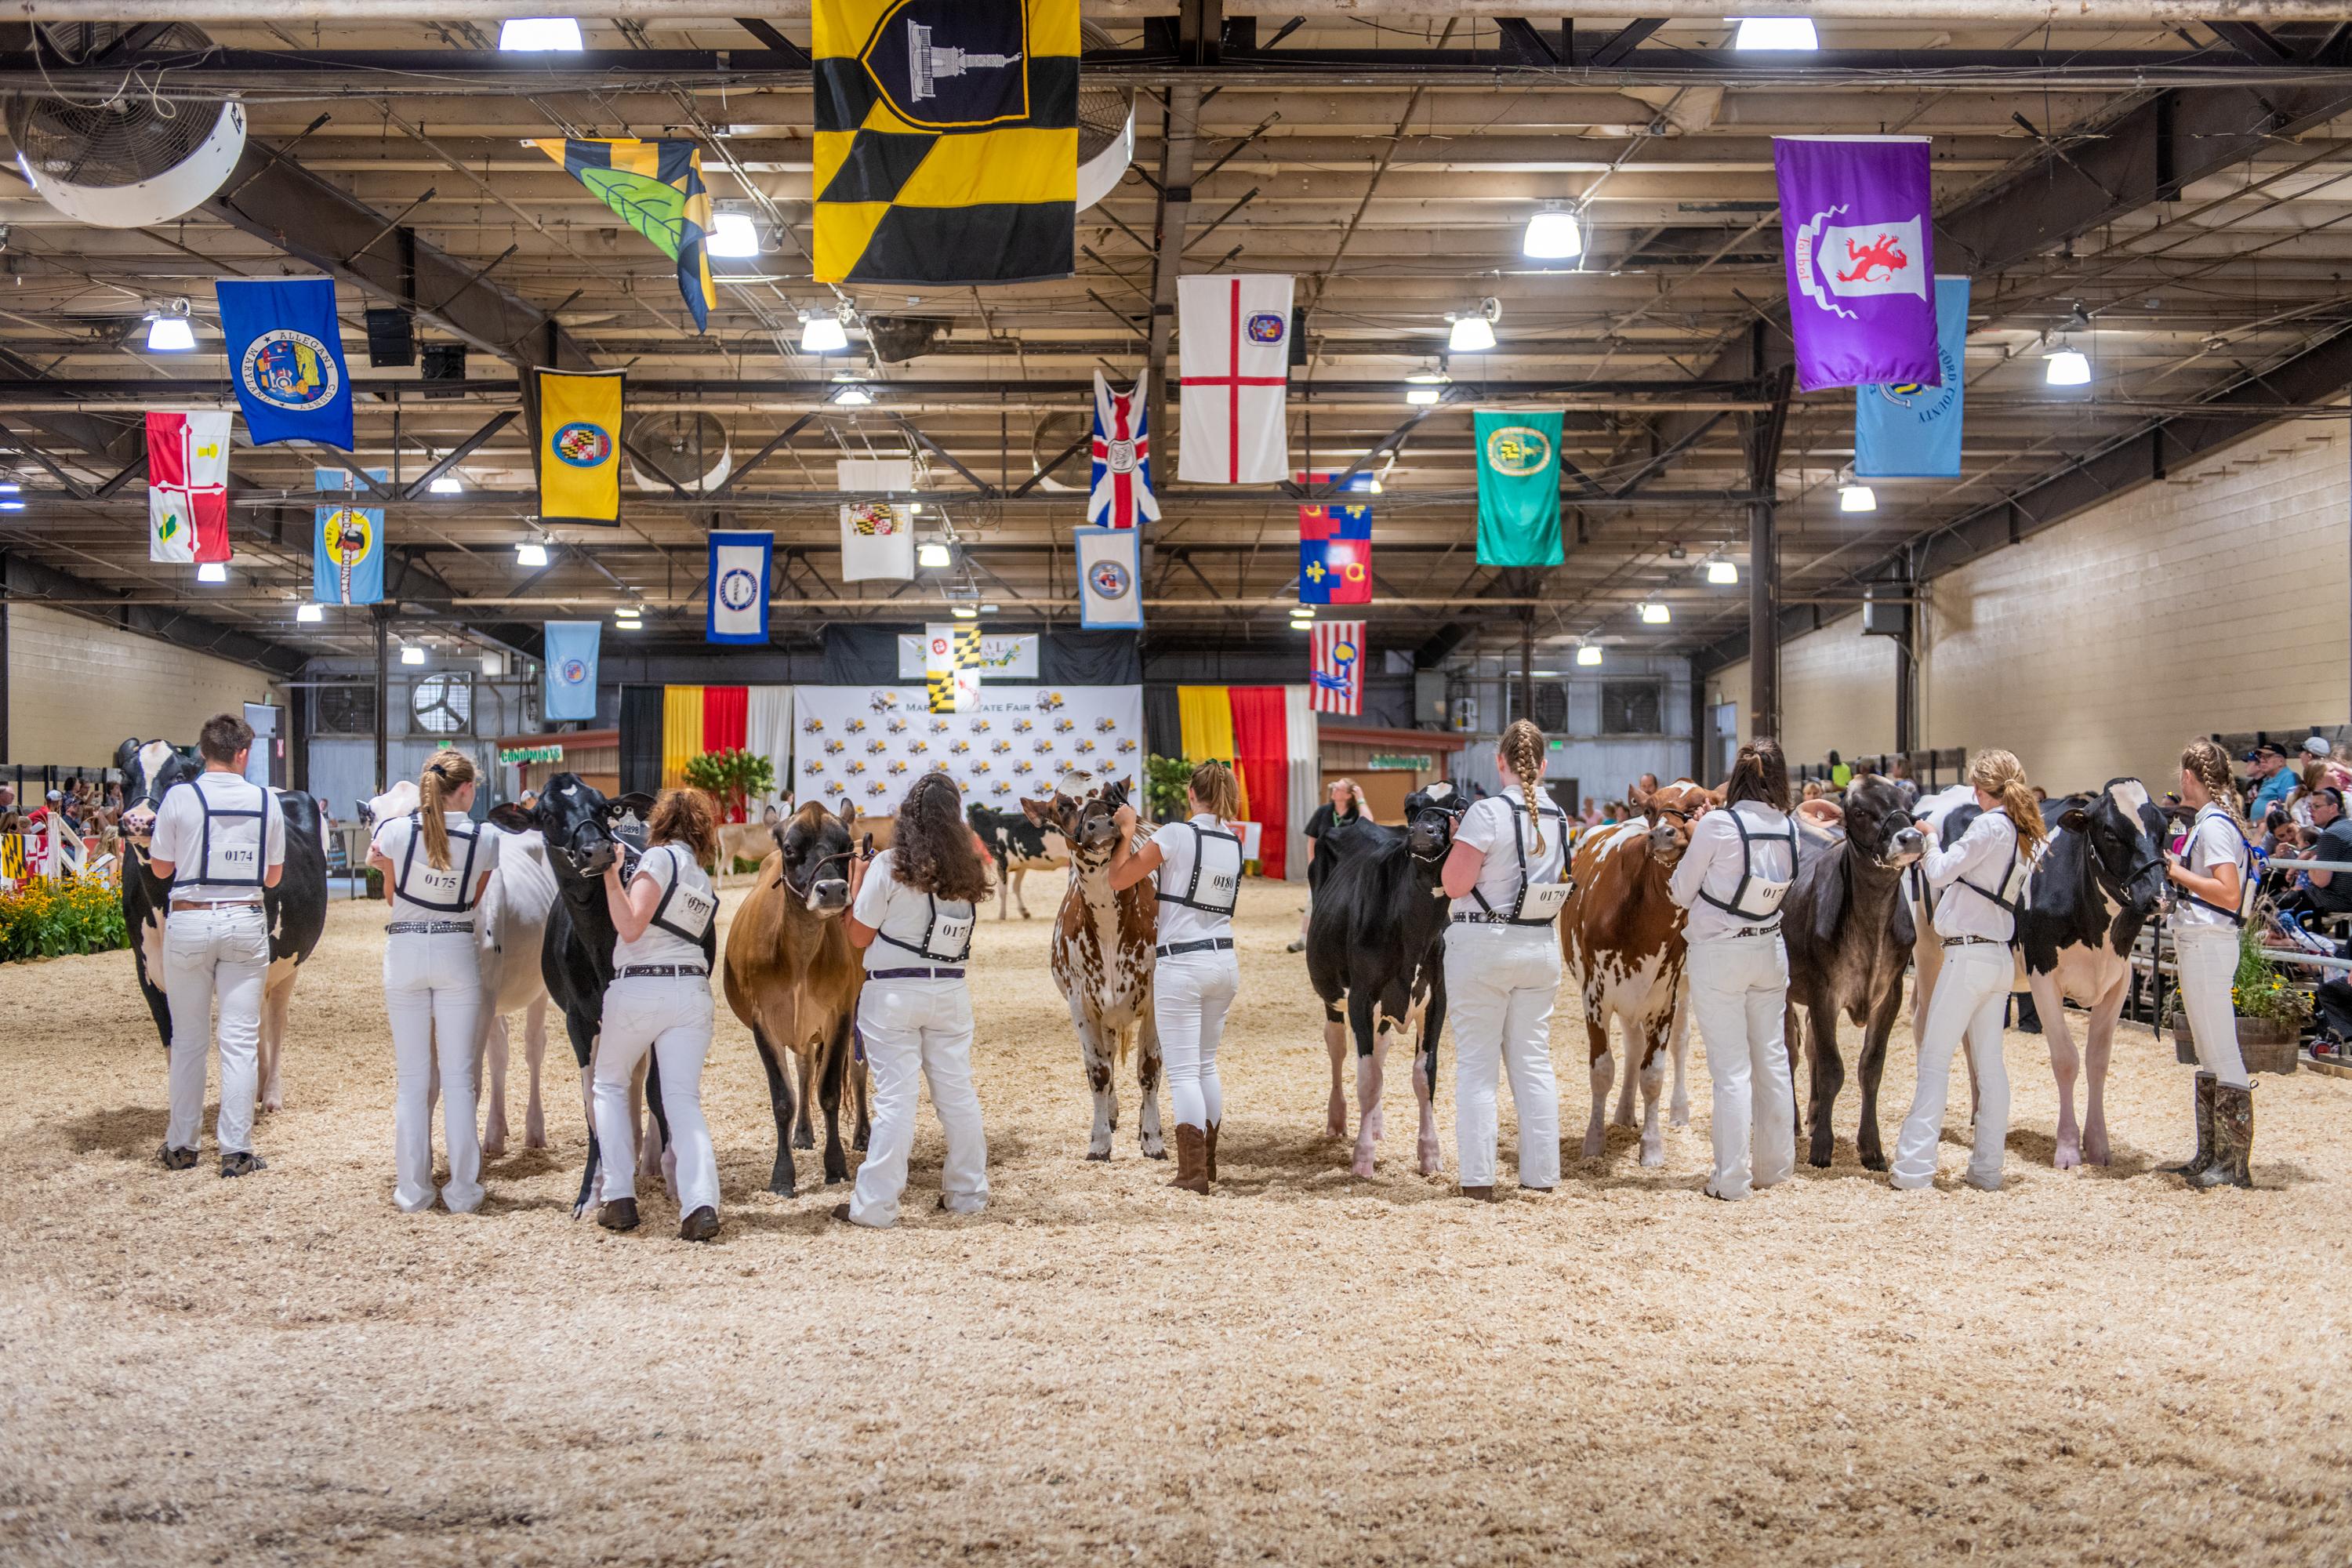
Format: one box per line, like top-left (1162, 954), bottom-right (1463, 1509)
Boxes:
top-left (800, 311), bottom-right (850, 353)
top-left (951, 604), bottom-right (978, 619)
top-left (1733, 17), bottom-right (1819, 50)
top-left (499, 17), bottom-right (583, 50)
top-left (1639, 601), bottom-right (1671, 625)
top-left (429, 474), bottom-right (463, 494)
top-left (144, 301), bottom-right (194, 352)
top-left (1707, 560), bottom-right (1740, 585)
top-left (1839, 482), bottom-right (1878, 512)
top-left (400, 643), bottom-right (425, 664)
top-left (1577, 644), bottom-right (1603, 666)
top-left (1403, 368), bottom-right (1450, 408)
top-left (515, 540), bottom-right (549, 567)
top-left (708, 208), bottom-right (761, 259)
top-left (2044, 341), bottom-right (2091, 386)
top-left (296, 603), bottom-right (324, 623)
top-left (196, 562), bottom-right (227, 584)
top-left (831, 383), bottom-right (874, 406)
top-left (1447, 301), bottom-right (1498, 353)
top-left (1522, 204), bottom-right (1583, 262)
top-left (916, 541), bottom-right (952, 568)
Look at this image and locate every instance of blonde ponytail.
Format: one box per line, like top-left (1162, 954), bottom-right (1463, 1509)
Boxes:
top-left (417, 747), bottom-right (477, 872)
top-left (1500, 719), bottom-right (1549, 853)
top-left (1969, 748), bottom-right (2046, 853)
top-left (1188, 759), bottom-right (1240, 822)
top-left (2180, 738), bottom-right (2244, 822)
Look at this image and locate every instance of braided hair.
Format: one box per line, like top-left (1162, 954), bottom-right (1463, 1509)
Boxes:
top-left (2180, 738), bottom-right (2244, 822)
top-left (1499, 719), bottom-right (1549, 853)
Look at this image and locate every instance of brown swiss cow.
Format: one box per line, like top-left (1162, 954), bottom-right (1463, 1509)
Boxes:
top-left (723, 800), bottom-right (869, 1196)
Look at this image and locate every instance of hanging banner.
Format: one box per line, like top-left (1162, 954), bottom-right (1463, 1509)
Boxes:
top-left (1474, 410), bottom-right (1564, 568)
top-left (544, 620), bottom-right (602, 721)
top-left (1309, 619), bottom-right (1366, 717)
top-left (214, 278), bottom-right (354, 449)
top-left (313, 466), bottom-right (387, 605)
top-left (1856, 274), bottom-right (1969, 480)
top-left (1074, 526), bottom-right (1143, 630)
top-left (535, 369), bottom-right (623, 525)
top-left (706, 530), bottom-right (772, 644)
top-left (924, 622), bottom-right (983, 714)
top-left (792, 684), bottom-right (1144, 811)
top-left (896, 632), bottom-right (1039, 680)
top-left (145, 411), bottom-right (231, 564)
top-left (837, 456), bottom-right (916, 582)
top-left (529, 138), bottom-right (716, 332)
top-left (1178, 274), bottom-right (1294, 484)
top-left (1774, 136), bottom-right (1940, 394)
top-left (1088, 370), bottom-right (1159, 528)
top-left (1298, 470), bottom-right (1373, 604)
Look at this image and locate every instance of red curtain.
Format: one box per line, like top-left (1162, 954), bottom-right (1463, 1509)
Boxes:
top-left (701, 685), bottom-right (750, 821)
top-left (1227, 685), bottom-right (1289, 880)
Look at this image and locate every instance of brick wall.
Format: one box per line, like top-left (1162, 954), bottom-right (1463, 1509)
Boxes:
top-left (6, 603), bottom-right (281, 767)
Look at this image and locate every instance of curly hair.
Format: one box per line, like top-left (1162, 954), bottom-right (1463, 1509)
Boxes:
top-left (890, 771), bottom-right (992, 905)
top-left (648, 786), bottom-right (722, 869)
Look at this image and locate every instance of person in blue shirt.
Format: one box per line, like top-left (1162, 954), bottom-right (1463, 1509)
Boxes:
top-left (2246, 742), bottom-right (2297, 820)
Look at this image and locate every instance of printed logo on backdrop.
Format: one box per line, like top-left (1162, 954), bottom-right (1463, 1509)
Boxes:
top-left (552, 422), bottom-right (614, 467)
top-left (1794, 205), bottom-right (1927, 321)
top-left (241, 329), bottom-right (340, 412)
top-left (1483, 423), bottom-right (1553, 477)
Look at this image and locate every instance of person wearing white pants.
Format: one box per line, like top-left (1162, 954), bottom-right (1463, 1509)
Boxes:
top-left (593, 789), bottom-right (724, 1242)
top-left (143, 712), bottom-right (287, 1178)
top-left (837, 771), bottom-right (991, 1229)
top-left (1891, 749), bottom-right (2042, 1192)
top-left (1439, 720), bottom-right (1569, 1199)
top-left (1668, 739), bottom-right (1798, 1201)
top-left (368, 749), bottom-right (499, 1214)
top-left (2165, 739), bottom-right (2258, 1189)
top-left (1111, 760), bottom-right (1247, 1192)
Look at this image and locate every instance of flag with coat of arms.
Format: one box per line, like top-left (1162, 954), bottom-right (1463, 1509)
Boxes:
top-left (1177, 274), bottom-right (1293, 483)
top-left (1298, 470), bottom-right (1372, 604)
top-left (146, 411), bottom-right (230, 564)
top-left (1773, 135), bottom-right (1940, 393)
top-left (1309, 620), bottom-right (1365, 716)
top-left (1087, 370), bottom-right (1158, 528)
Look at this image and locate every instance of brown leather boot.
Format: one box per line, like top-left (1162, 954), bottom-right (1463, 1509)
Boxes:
top-left (1459, 1185), bottom-right (1497, 1202)
top-left (2190, 1082), bottom-right (2254, 1190)
top-left (1168, 1123), bottom-right (1210, 1193)
top-left (2161, 1073), bottom-right (2216, 1179)
top-left (1204, 1120), bottom-right (1220, 1183)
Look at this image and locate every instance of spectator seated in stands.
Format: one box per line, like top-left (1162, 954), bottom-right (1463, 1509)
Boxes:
top-left (2278, 786), bottom-right (2352, 920)
top-left (2245, 741), bottom-right (2297, 820)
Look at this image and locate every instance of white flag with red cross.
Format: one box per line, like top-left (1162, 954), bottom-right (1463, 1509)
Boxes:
top-left (1177, 274), bottom-right (1293, 485)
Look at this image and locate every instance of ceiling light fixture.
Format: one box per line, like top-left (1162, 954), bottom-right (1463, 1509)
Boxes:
top-left (708, 209), bottom-right (761, 259)
top-left (400, 643), bottom-right (425, 664)
top-left (1707, 560), bottom-right (1740, 585)
top-left (831, 383), bottom-right (873, 407)
top-left (800, 311), bottom-right (850, 353)
top-left (1523, 204), bottom-right (1584, 261)
top-left (1639, 601), bottom-right (1671, 625)
top-left (1403, 368), bottom-right (1450, 408)
top-left (196, 562), bottom-right (227, 584)
top-left (144, 301), bottom-right (195, 353)
top-left (1733, 17), bottom-right (1819, 50)
top-left (951, 604), bottom-right (978, 619)
top-left (916, 541), bottom-right (952, 568)
top-left (0, 500), bottom-right (23, 513)
top-left (429, 474), bottom-right (463, 494)
top-left (498, 16), bottom-right (583, 50)
top-left (1446, 300), bottom-right (1499, 353)
top-left (1838, 482), bottom-right (1878, 512)
top-left (515, 540), bottom-right (549, 567)
top-left (1577, 644), bottom-right (1603, 666)
top-left (2045, 342), bottom-right (2091, 386)
top-left (296, 603), bottom-right (324, 623)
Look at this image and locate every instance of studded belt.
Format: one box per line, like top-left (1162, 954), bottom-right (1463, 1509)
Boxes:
top-left (615, 964), bottom-right (708, 979)
top-left (387, 920), bottom-right (474, 935)
top-left (1942, 935), bottom-right (2005, 948)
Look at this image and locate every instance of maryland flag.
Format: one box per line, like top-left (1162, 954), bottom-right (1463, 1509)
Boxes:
top-left (535, 369), bottom-right (624, 526)
top-left (812, 0), bottom-right (1079, 285)
top-left (925, 621), bottom-right (983, 713)
top-left (532, 138), bottom-right (717, 332)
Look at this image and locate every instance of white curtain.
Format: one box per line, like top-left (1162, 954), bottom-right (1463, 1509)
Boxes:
top-left (1283, 684), bottom-right (1318, 884)
top-left (747, 685), bottom-right (793, 815)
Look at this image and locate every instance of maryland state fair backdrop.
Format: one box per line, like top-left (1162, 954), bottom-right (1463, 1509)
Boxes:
top-left (793, 685), bottom-right (1145, 816)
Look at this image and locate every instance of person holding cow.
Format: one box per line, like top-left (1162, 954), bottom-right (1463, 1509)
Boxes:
top-left (366, 749), bottom-right (500, 1214)
top-left (144, 713), bottom-right (288, 1178)
top-left (2163, 738), bottom-right (2260, 1189)
top-left (1439, 719), bottom-right (1568, 1200)
top-left (593, 787), bottom-right (724, 1241)
top-left (1890, 749), bottom-right (2045, 1193)
top-left (1109, 760), bottom-right (1247, 1194)
top-left (834, 771), bottom-right (993, 1229)
top-left (1668, 738), bottom-right (1798, 1202)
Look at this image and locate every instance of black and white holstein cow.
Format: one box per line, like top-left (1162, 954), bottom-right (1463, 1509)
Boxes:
top-left (1780, 776), bottom-right (1927, 1171)
top-left (115, 739), bottom-right (328, 1111)
top-left (969, 802), bottom-right (1069, 920)
top-left (1911, 779), bottom-right (2169, 1168)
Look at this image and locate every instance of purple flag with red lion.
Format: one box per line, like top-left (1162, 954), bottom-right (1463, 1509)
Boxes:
top-left (1773, 136), bottom-right (1940, 394)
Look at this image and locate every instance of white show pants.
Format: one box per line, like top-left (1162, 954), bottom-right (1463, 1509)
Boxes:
top-left (1443, 925), bottom-right (1562, 1189)
top-left (1892, 941), bottom-right (2013, 1190)
top-left (848, 977), bottom-right (990, 1228)
top-left (593, 975), bottom-right (718, 1216)
top-left (2173, 925), bottom-right (2250, 1088)
top-left (1154, 949), bottom-right (1240, 1132)
top-left (1685, 933), bottom-right (1796, 1200)
top-left (383, 931), bottom-right (485, 1214)
top-left (162, 903), bottom-right (270, 1156)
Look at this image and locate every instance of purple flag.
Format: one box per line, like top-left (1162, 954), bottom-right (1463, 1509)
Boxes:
top-left (1775, 136), bottom-right (1940, 394)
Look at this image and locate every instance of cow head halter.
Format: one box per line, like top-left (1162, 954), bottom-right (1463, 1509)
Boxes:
top-left (783, 844), bottom-right (855, 902)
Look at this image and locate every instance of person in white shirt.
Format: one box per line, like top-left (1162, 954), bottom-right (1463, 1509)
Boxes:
top-left (145, 713), bottom-right (287, 1177)
top-left (1668, 738), bottom-right (1798, 1201)
top-left (1889, 748), bottom-right (2044, 1192)
top-left (2164, 738), bottom-right (2258, 1189)
top-left (593, 788), bottom-right (723, 1241)
top-left (1437, 720), bottom-right (1568, 1200)
top-left (833, 771), bottom-right (992, 1229)
top-left (1109, 760), bottom-right (1245, 1194)
top-left (366, 749), bottom-right (499, 1214)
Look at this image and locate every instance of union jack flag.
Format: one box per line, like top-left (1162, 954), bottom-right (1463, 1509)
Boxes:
top-left (1087, 370), bottom-right (1159, 529)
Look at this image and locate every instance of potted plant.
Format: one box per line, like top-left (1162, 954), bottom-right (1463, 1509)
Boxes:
top-left (682, 746), bottom-right (775, 825)
top-left (1145, 753), bottom-right (1193, 826)
top-left (2169, 918), bottom-right (2307, 1076)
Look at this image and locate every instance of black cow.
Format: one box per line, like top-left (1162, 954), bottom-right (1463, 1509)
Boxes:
top-left (114, 737), bottom-right (329, 1112)
top-left (968, 802), bottom-right (1069, 920)
top-left (488, 773), bottom-right (673, 1215)
top-left (1911, 779), bottom-right (2169, 1168)
top-left (1781, 775), bottom-right (1928, 1170)
top-left (1304, 785), bottom-right (1465, 1178)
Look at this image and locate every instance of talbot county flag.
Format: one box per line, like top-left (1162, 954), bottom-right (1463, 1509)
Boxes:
top-left (1088, 370), bottom-right (1159, 528)
top-left (215, 278), bottom-right (353, 449)
top-left (706, 530), bottom-right (772, 644)
top-left (1178, 274), bottom-right (1293, 484)
top-left (1774, 136), bottom-right (1940, 394)
top-left (837, 457), bottom-right (916, 582)
top-left (1857, 274), bottom-right (1969, 480)
top-left (1298, 470), bottom-right (1373, 605)
top-left (313, 466), bottom-right (386, 605)
top-left (924, 622), bottom-right (983, 713)
top-left (1074, 526), bottom-right (1143, 630)
top-left (543, 620), bottom-right (601, 722)
top-left (535, 369), bottom-right (623, 526)
top-left (1474, 410), bottom-right (1564, 568)
top-left (1309, 620), bottom-right (1366, 717)
top-left (145, 411), bottom-right (230, 564)
top-left (531, 138), bottom-right (716, 332)
top-left (811, 0), bottom-right (1080, 285)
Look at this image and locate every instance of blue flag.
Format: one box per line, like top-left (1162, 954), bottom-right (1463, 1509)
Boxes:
top-left (706, 530), bottom-right (771, 644)
top-left (216, 278), bottom-right (354, 449)
top-left (544, 621), bottom-right (601, 721)
top-left (313, 467), bottom-right (386, 605)
top-left (1856, 275), bottom-right (1969, 479)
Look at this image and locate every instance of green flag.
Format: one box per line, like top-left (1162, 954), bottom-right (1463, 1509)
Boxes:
top-left (1475, 410), bottom-right (1563, 567)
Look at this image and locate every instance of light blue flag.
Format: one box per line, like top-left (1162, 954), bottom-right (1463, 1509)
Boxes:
top-left (544, 621), bottom-right (601, 720)
top-left (1856, 275), bottom-right (1968, 479)
top-left (313, 468), bottom-right (386, 605)
top-left (1074, 526), bottom-right (1143, 630)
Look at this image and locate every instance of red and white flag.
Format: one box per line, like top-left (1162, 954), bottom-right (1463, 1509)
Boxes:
top-left (147, 410), bottom-right (230, 564)
top-left (1178, 274), bottom-right (1292, 484)
top-left (1309, 619), bottom-right (1365, 716)
top-left (1087, 370), bottom-right (1158, 528)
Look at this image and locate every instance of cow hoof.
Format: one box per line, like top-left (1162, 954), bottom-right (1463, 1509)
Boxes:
top-left (526, 1133), bottom-right (548, 1152)
top-left (1669, 1112), bottom-right (1692, 1130)
top-left (1639, 1141), bottom-right (1664, 1169)
top-left (768, 1173), bottom-right (797, 1199)
top-left (1084, 1148), bottom-right (1112, 1163)
top-left (1808, 1152), bottom-right (1833, 1170)
top-left (1860, 1151), bottom-right (1887, 1173)
top-left (1580, 1132), bottom-right (1605, 1160)
top-left (2053, 1136), bottom-right (2082, 1171)
top-left (2083, 1131), bottom-right (2111, 1167)
top-left (793, 1131), bottom-right (815, 1151)
top-left (1351, 1148), bottom-right (1377, 1179)
top-left (482, 1134), bottom-right (507, 1159)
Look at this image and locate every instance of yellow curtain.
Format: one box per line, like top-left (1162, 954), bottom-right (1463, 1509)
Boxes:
top-left (1174, 684), bottom-right (1249, 822)
top-left (662, 684), bottom-right (705, 788)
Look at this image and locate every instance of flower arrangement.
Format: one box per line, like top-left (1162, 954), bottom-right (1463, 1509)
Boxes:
top-left (0, 873), bottom-right (129, 963)
top-left (682, 747), bottom-right (775, 822)
top-left (2234, 916), bottom-right (2313, 1025)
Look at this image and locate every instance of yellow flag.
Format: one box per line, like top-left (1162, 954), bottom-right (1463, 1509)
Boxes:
top-left (535, 369), bottom-right (623, 526)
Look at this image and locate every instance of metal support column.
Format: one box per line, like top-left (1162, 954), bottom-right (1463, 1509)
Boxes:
top-left (372, 605), bottom-right (390, 795)
top-left (1748, 499), bottom-right (1778, 741)
top-left (1519, 608), bottom-right (1535, 731)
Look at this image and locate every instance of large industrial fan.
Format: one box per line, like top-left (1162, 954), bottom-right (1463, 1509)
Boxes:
top-left (5, 24), bottom-right (247, 228)
top-left (1074, 21), bottom-right (1134, 212)
top-left (624, 410), bottom-right (732, 495)
top-left (1028, 408), bottom-right (1091, 494)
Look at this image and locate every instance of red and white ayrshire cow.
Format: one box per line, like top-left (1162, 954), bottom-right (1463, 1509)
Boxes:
top-left (1559, 782), bottom-right (1708, 1167)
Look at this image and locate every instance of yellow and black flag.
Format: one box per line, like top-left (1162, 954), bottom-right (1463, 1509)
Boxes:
top-left (812, 0), bottom-right (1078, 285)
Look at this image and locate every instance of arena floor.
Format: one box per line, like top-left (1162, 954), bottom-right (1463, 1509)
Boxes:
top-left (2, 879), bottom-right (2349, 1566)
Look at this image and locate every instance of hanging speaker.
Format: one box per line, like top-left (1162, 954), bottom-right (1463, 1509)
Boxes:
top-left (365, 309), bottom-right (415, 368)
top-left (420, 342), bottom-right (467, 399)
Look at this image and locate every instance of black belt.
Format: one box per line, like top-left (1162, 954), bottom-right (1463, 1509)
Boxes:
top-left (615, 964), bottom-right (708, 978)
top-left (1942, 935), bottom-right (2005, 948)
top-left (1156, 938), bottom-right (1234, 958)
top-left (869, 967), bottom-right (965, 981)
top-left (1450, 913), bottom-right (1552, 926)
top-left (387, 919), bottom-right (474, 935)
top-left (1721, 924), bottom-right (1780, 939)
